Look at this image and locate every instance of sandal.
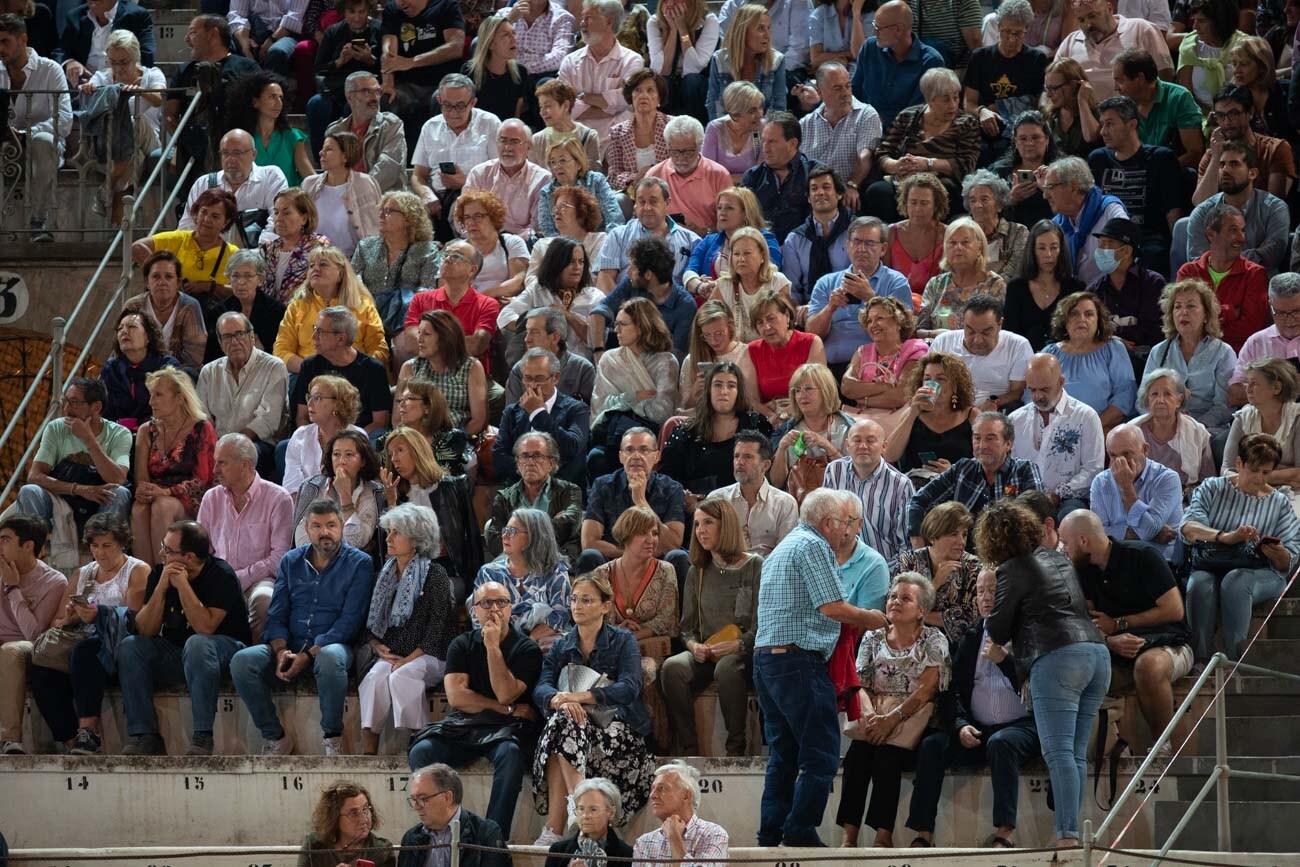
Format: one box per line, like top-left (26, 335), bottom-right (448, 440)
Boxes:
top-left (910, 837), bottom-right (934, 847)
top-left (991, 837), bottom-right (1015, 848)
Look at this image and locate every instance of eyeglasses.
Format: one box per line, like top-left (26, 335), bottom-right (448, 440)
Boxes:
top-left (501, 526), bottom-right (526, 538)
top-left (341, 805), bottom-right (374, 820)
top-left (379, 207), bottom-right (402, 217)
top-left (612, 320), bottom-right (634, 330)
top-left (474, 598), bottom-right (512, 609)
top-left (229, 271), bottom-right (260, 283)
top-left (439, 100), bottom-right (471, 112)
top-left (669, 147), bottom-right (698, 158)
top-left (158, 542), bottom-right (182, 556)
top-left (1043, 82), bottom-right (1069, 94)
top-left (461, 212), bottom-right (490, 223)
top-left (218, 329), bottom-right (253, 343)
top-left (351, 86), bottom-right (383, 96)
top-left (522, 374), bottom-right (554, 385)
top-left (620, 446), bottom-right (657, 455)
top-left (219, 148), bottom-right (253, 157)
top-left (1211, 108), bottom-right (1247, 122)
top-left (517, 451), bottom-right (551, 462)
top-left (312, 326), bottom-right (342, 336)
top-left (1270, 305), bottom-right (1300, 321)
top-left (871, 20), bottom-right (899, 32)
top-left (63, 396), bottom-right (89, 406)
top-left (408, 790), bottom-right (450, 808)
top-left (572, 595), bottom-right (603, 605)
top-left (498, 137), bottom-right (529, 147)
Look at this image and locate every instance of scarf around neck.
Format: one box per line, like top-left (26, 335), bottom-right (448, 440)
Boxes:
top-left (798, 206), bottom-right (852, 283)
top-left (1056, 186), bottom-right (1122, 263)
top-left (367, 554), bottom-right (431, 637)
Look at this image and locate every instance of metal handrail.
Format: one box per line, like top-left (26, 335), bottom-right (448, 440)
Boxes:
top-left (0, 92), bottom-right (202, 507)
top-left (1088, 566), bottom-right (1300, 867)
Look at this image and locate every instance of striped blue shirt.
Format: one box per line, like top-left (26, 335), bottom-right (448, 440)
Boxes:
top-left (754, 522), bottom-right (845, 659)
top-left (823, 456), bottom-right (914, 564)
top-left (1181, 476), bottom-right (1300, 572)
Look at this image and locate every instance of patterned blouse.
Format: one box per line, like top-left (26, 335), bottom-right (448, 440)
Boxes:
top-left (411, 356), bottom-right (474, 429)
top-left (606, 112), bottom-right (671, 192)
top-left (856, 624), bottom-right (951, 696)
top-left (593, 558), bottom-right (680, 640)
top-left (145, 418), bottom-right (216, 517)
top-left (366, 557), bottom-right (456, 659)
top-left (259, 233), bottom-right (332, 304)
top-left (877, 106), bottom-right (981, 183)
top-left (350, 237), bottom-right (442, 294)
top-left (888, 547), bottom-right (982, 646)
top-left (917, 270), bottom-right (1008, 332)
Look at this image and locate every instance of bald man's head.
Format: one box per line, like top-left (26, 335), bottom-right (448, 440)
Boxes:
top-left (846, 418), bottom-right (887, 472)
top-left (1058, 509), bottom-right (1109, 568)
top-left (873, 0), bottom-right (913, 47)
top-left (1025, 353), bottom-right (1065, 412)
top-left (219, 129), bottom-right (256, 184)
top-left (1105, 423), bottom-right (1148, 475)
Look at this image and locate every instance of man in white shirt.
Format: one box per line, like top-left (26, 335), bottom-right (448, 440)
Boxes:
top-left (1008, 353), bottom-right (1105, 521)
top-left (930, 294), bottom-right (1032, 411)
top-left (0, 15), bottom-right (71, 241)
top-left (1053, 0), bottom-right (1172, 101)
top-left (557, 0), bottom-right (645, 149)
top-left (410, 72), bottom-right (501, 226)
top-left (463, 118), bottom-right (551, 238)
top-left (178, 129), bottom-right (288, 244)
top-left (708, 432), bottom-right (798, 557)
top-left (196, 310), bottom-right (289, 477)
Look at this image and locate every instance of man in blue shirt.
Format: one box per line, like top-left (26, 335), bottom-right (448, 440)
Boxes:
top-left (594, 176), bottom-right (701, 293)
top-left (851, 0), bottom-right (944, 128)
top-left (230, 499), bottom-right (374, 757)
top-left (1089, 423), bottom-right (1184, 562)
top-left (807, 215), bottom-right (912, 377)
top-left (591, 235), bottom-right (696, 357)
top-left (742, 113), bottom-right (825, 243)
top-left (781, 166), bottom-right (854, 304)
top-left (753, 488), bottom-right (887, 846)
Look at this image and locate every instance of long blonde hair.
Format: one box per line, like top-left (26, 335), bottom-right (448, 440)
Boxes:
top-left (384, 426), bottom-right (447, 490)
top-left (725, 4), bottom-right (774, 77)
top-left (466, 14), bottom-right (522, 88)
top-left (145, 368), bottom-right (208, 424)
top-left (301, 246), bottom-right (372, 311)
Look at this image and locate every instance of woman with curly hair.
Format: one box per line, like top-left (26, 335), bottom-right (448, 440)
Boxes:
top-left (976, 499), bottom-right (1108, 849)
top-left (1141, 279), bottom-right (1236, 441)
top-left (283, 375), bottom-right (366, 495)
top-left (884, 173), bottom-right (948, 298)
top-left (1043, 291), bottom-right (1136, 430)
top-left (273, 246), bottom-right (388, 374)
top-left (101, 309), bottom-right (179, 429)
top-left (883, 351), bottom-right (981, 480)
top-left (452, 189), bottom-right (529, 299)
top-left (842, 296), bottom-right (928, 436)
top-left (227, 71), bottom-right (314, 185)
top-left (297, 780), bottom-right (395, 867)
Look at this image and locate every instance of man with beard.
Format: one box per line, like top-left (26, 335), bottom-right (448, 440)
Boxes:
top-left (1186, 140), bottom-right (1289, 274)
top-left (165, 15), bottom-right (260, 168)
top-left (230, 499), bottom-right (374, 756)
top-left (646, 116), bottom-right (732, 236)
top-left (1008, 354), bottom-right (1105, 521)
top-left (592, 233), bottom-right (697, 356)
top-left (782, 167), bottom-right (853, 305)
top-left (464, 119), bottom-right (554, 238)
top-left (1052, 0), bottom-right (1170, 101)
top-left (1192, 85), bottom-right (1295, 204)
top-left (178, 129), bottom-right (288, 243)
top-left (322, 72), bottom-right (407, 193)
top-left (707, 432), bottom-right (798, 557)
top-left (1176, 204), bottom-right (1269, 352)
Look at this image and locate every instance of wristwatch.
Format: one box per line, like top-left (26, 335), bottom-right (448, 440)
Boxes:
top-left (846, 181), bottom-right (858, 190)
top-left (926, 158), bottom-right (935, 171)
top-left (1113, 617), bottom-right (1129, 635)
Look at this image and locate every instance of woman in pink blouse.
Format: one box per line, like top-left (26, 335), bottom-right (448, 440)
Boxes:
top-left (842, 296), bottom-right (929, 438)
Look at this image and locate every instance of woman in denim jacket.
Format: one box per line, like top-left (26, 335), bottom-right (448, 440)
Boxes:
top-left (530, 572), bottom-right (655, 848)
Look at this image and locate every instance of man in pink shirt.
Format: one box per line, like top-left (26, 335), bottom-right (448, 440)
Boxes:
top-left (647, 115), bottom-right (733, 237)
top-left (197, 433), bottom-right (294, 643)
top-left (1228, 272), bottom-right (1300, 406)
top-left (557, 0), bottom-right (645, 151)
top-left (463, 119), bottom-right (552, 238)
top-left (1054, 0), bottom-right (1171, 100)
top-left (0, 516), bottom-right (68, 754)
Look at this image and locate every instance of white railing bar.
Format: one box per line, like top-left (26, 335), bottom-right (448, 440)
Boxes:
top-left (1146, 767), bottom-right (1223, 867)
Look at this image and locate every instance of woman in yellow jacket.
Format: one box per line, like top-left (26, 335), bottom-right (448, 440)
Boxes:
top-left (273, 246), bottom-right (389, 374)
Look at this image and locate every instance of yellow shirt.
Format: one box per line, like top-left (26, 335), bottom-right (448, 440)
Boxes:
top-left (273, 288), bottom-right (389, 366)
top-left (150, 230), bottom-right (239, 289)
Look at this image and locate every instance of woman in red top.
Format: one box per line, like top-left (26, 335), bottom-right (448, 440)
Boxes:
top-left (738, 290), bottom-right (827, 424)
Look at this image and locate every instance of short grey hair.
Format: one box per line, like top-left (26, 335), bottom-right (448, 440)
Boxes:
top-left (995, 0), bottom-right (1035, 26)
top-left (636, 175), bottom-right (672, 202)
top-left (379, 503), bottom-right (442, 559)
top-left (815, 60), bottom-right (849, 88)
top-left (892, 571), bottom-right (937, 613)
top-left (1270, 272), bottom-right (1300, 299)
top-left (216, 432), bottom-right (257, 464)
top-left (974, 410), bottom-right (1015, 443)
top-left (320, 305), bottom-right (358, 342)
top-left (345, 70), bottom-right (379, 92)
top-left (500, 117), bottom-right (532, 138)
top-left (226, 248), bottom-right (266, 278)
top-left (585, 0), bottom-right (624, 28)
top-left (525, 306), bottom-right (568, 340)
top-left (721, 80), bottom-right (764, 116)
top-left (919, 67), bottom-right (961, 102)
top-left (800, 487), bottom-right (846, 526)
top-left (962, 169), bottom-right (1011, 211)
top-left (1137, 366), bottom-right (1189, 410)
top-left (663, 115), bottom-right (705, 148)
top-left (215, 310), bottom-right (252, 333)
top-left (438, 72), bottom-right (475, 98)
top-left (521, 347), bottom-right (561, 375)
top-left (514, 430), bottom-right (559, 462)
top-left (411, 764), bottom-right (463, 804)
top-left (443, 240), bottom-right (484, 273)
top-left (505, 507), bottom-right (565, 576)
top-left (847, 215), bottom-right (886, 240)
top-left (1206, 202), bottom-right (1244, 234)
top-left (654, 761), bottom-right (702, 809)
top-left (833, 488), bottom-right (863, 520)
top-left (1047, 156), bottom-right (1095, 192)
top-left (571, 777), bottom-right (623, 824)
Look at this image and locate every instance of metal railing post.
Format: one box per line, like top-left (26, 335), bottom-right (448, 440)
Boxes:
top-left (1215, 658), bottom-right (1231, 852)
top-left (121, 194), bottom-right (135, 293)
top-left (450, 817), bottom-right (461, 867)
top-left (1083, 819), bottom-right (1093, 867)
top-left (50, 317), bottom-right (66, 401)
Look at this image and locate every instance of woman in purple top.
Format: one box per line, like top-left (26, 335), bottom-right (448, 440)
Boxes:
top-left (702, 81), bottom-right (765, 182)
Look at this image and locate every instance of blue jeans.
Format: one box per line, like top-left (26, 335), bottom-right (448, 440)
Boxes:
top-left (1186, 567), bottom-right (1286, 661)
top-left (117, 633), bottom-right (245, 738)
top-left (244, 34), bottom-right (298, 76)
top-left (17, 484), bottom-right (131, 521)
top-left (230, 643), bottom-right (353, 740)
top-left (1029, 642), bottom-right (1111, 841)
top-left (306, 93), bottom-right (347, 156)
top-left (753, 646), bottom-right (840, 846)
top-left (408, 736), bottom-right (526, 834)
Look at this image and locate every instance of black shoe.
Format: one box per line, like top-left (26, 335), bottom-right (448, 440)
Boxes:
top-left (780, 835), bottom-right (827, 847)
top-left (70, 728), bottom-right (101, 755)
top-left (121, 733), bottom-right (165, 756)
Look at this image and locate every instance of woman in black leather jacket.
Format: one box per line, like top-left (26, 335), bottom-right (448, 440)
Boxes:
top-left (976, 500), bottom-right (1109, 849)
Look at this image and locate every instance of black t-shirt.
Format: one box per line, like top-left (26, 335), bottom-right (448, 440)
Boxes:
top-left (317, 19), bottom-right (383, 93)
top-left (144, 557), bottom-right (252, 648)
top-left (962, 45), bottom-right (1048, 124)
top-left (1078, 539), bottom-right (1190, 644)
top-left (467, 62), bottom-right (533, 123)
top-left (381, 0), bottom-right (466, 87)
top-left (173, 53), bottom-right (262, 125)
top-left (291, 351), bottom-right (393, 428)
top-left (1087, 145), bottom-right (1185, 242)
top-left (446, 626), bottom-right (544, 708)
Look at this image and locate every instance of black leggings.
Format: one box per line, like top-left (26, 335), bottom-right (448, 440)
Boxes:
top-left (835, 740), bottom-right (917, 832)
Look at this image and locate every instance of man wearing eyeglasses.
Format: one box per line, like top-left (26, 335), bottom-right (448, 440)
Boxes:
top-left (849, 0), bottom-right (943, 128)
top-left (1192, 85), bottom-right (1295, 206)
top-left (407, 585), bottom-right (542, 848)
top-left (179, 129), bottom-right (288, 244)
top-left (323, 72), bottom-right (407, 193)
top-left (1228, 272), bottom-right (1300, 407)
top-left (463, 119), bottom-right (553, 238)
top-left (495, 349), bottom-right (590, 486)
top-left (197, 310), bottom-right (289, 476)
top-left (645, 115), bottom-right (732, 236)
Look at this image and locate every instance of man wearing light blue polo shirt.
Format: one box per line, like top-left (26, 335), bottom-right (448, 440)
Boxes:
top-left (595, 176), bottom-right (701, 293)
top-left (806, 215), bottom-right (912, 377)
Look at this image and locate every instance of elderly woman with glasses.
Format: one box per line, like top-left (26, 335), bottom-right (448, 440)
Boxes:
top-left (487, 432), bottom-right (585, 560)
top-left (702, 81), bottom-right (765, 182)
top-left (203, 250), bottom-right (286, 362)
top-left (474, 508), bottom-right (573, 652)
top-left (542, 777), bottom-right (633, 867)
top-left (537, 138), bottom-right (625, 237)
top-left (357, 503), bottom-right (456, 756)
top-left (298, 780), bottom-right (395, 867)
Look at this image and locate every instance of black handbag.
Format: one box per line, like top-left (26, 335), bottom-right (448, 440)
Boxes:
top-left (1188, 540), bottom-right (1268, 576)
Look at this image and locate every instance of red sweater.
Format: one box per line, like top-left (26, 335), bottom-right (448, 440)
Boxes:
top-left (1176, 253), bottom-right (1269, 352)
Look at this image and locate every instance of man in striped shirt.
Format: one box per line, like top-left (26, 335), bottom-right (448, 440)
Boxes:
top-left (822, 418), bottom-right (913, 563)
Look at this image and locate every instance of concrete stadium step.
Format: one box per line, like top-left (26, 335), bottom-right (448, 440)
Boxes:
top-left (0, 753), bottom-right (1180, 851)
top-left (1254, 597), bottom-right (1300, 637)
top-left (1154, 800), bottom-right (1300, 852)
top-left (1235, 639), bottom-right (1300, 674)
top-left (1196, 715), bottom-right (1300, 756)
top-left (1173, 757), bottom-right (1300, 801)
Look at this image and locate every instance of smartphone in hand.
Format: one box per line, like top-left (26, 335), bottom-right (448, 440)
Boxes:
top-left (439, 162), bottom-right (457, 174)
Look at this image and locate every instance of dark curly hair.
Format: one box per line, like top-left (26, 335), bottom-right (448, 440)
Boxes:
top-left (113, 307), bottom-right (166, 358)
top-left (1050, 291), bottom-right (1115, 343)
top-left (311, 780), bottom-right (382, 844)
top-left (552, 186), bottom-right (603, 233)
top-left (905, 351), bottom-right (975, 412)
top-left (226, 70), bottom-right (292, 136)
top-left (974, 500), bottom-right (1043, 565)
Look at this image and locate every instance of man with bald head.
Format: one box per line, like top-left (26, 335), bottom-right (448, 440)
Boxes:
top-left (850, 0), bottom-right (944, 128)
top-left (463, 119), bottom-right (552, 237)
top-left (1089, 423), bottom-right (1184, 562)
top-left (407, 580), bottom-right (543, 836)
top-left (1008, 354), bottom-right (1104, 521)
top-left (1059, 509), bottom-right (1192, 742)
top-left (179, 129), bottom-right (288, 244)
top-left (822, 418), bottom-right (913, 563)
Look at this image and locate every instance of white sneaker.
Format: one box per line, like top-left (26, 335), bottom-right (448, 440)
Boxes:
top-left (534, 828), bottom-right (562, 847)
top-left (261, 735), bottom-right (294, 757)
top-left (323, 736), bottom-right (343, 757)
top-left (1, 740), bottom-right (24, 755)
